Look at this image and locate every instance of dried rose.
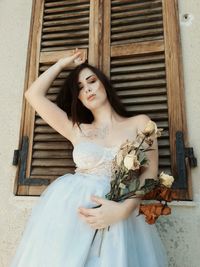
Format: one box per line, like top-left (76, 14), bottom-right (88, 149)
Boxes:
top-left (116, 150), bottom-right (124, 166)
top-left (159, 172), bottom-right (174, 188)
top-left (139, 203), bottom-right (171, 224)
top-left (140, 120), bottom-right (163, 138)
top-left (156, 128), bottom-right (163, 138)
top-left (142, 187), bottom-right (161, 200)
top-left (143, 120), bottom-right (157, 136)
top-left (144, 137), bottom-right (154, 146)
top-left (120, 139), bottom-right (133, 150)
top-left (132, 157), bottom-right (141, 171)
top-left (159, 187), bottom-right (174, 202)
top-left (124, 152), bottom-right (140, 171)
top-left (124, 154), bottom-right (134, 170)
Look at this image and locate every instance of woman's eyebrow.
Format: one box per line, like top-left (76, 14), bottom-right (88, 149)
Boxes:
top-left (78, 75), bottom-right (94, 85)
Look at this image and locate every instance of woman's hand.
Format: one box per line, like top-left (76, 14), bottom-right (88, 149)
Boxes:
top-left (57, 48), bottom-right (86, 69)
top-left (77, 195), bottom-right (126, 230)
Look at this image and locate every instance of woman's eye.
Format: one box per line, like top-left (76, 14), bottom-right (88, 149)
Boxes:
top-left (79, 79), bottom-right (96, 90)
top-left (89, 79), bottom-right (96, 83)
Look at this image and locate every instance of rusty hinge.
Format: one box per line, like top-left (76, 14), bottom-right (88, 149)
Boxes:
top-left (173, 131), bottom-right (197, 189)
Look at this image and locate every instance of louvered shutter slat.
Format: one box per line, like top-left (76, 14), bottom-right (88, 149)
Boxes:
top-left (43, 17), bottom-right (89, 27)
top-left (34, 133), bottom-right (66, 141)
top-left (31, 167), bottom-right (75, 176)
top-left (32, 159), bottom-right (74, 167)
top-left (117, 88), bottom-right (166, 97)
top-left (111, 14), bottom-right (163, 27)
top-left (33, 150), bottom-right (72, 158)
top-left (33, 142), bottom-right (71, 150)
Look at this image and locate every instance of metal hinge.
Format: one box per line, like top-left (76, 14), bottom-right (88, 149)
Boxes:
top-left (13, 136), bottom-right (50, 186)
top-left (13, 149), bottom-right (19, 165)
top-left (174, 131), bottom-right (197, 189)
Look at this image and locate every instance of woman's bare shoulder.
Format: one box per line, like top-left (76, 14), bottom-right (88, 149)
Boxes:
top-left (128, 114), bottom-right (151, 130)
top-left (127, 114), bottom-right (151, 135)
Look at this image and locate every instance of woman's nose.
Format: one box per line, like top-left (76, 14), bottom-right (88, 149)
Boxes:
top-left (84, 86), bottom-right (92, 94)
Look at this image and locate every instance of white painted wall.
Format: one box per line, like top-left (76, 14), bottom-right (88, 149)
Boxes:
top-left (0, 1), bottom-right (199, 266)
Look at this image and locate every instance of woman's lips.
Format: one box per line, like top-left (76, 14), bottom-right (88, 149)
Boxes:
top-left (87, 94), bottom-right (96, 101)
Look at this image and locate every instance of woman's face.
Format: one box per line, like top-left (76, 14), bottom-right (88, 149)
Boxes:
top-left (77, 68), bottom-right (107, 110)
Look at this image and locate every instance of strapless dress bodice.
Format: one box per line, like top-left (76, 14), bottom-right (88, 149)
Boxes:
top-left (72, 141), bottom-right (120, 177)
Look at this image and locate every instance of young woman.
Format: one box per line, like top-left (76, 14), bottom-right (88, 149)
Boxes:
top-left (10, 49), bottom-right (168, 266)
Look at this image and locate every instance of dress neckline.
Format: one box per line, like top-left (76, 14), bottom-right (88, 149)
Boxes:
top-left (72, 140), bottom-right (121, 151)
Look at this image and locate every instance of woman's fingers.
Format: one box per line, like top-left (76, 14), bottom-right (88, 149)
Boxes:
top-left (72, 52), bottom-right (82, 60)
top-left (86, 217), bottom-right (96, 224)
top-left (73, 48), bottom-right (81, 57)
top-left (78, 207), bottom-right (98, 216)
top-left (72, 48), bottom-right (86, 64)
top-left (57, 49), bottom-right (82, 69)
top-left (78, 213), bottom-right (104, 229)
top-left (78, 212), bottom-right (95, 223)
top-left (78, 204), bottom-right (106, 229)
top-left (73, 53), bottom-right (81, 58)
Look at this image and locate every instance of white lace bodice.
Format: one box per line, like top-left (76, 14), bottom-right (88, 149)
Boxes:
top-left (72, 141), bottom-right (120, 177)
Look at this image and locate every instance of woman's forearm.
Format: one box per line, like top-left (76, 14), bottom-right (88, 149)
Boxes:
top-left (25, 61), bottom-right (63, 97)
top-left (120, 198), bottom-right (141, 220)
top-left (119, 171), bottom-right (158, 220)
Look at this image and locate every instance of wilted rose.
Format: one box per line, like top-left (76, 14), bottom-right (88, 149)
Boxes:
top-left (116, 150), bottom-right (124, 166)
top-left (124, 152), bottom-right (140, 170)
top-left (124, 154), bottom-right (133, 170)
top-left (156, 128), bottom-right (163, 137)
top-left (139, 203), bottom-right (171, 224)
top-left (159, 172), bottom-right (174, 188)
top-left (132, 157), bottom-right (140, 170)
top-left (143, 120), bottom-right (157, 136)
top-left (144, 137), bottom-right (154, 146)
top-left (142, 120), bottom-right (163, 138)
top-left (120, 139), bottom-right (133, 150)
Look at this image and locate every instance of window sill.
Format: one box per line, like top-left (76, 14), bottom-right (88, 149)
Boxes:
top-left (141, 199), bottom-right (198, 207)
top-left (10, 195), bottom-right (39, 205)
top-left (11, 196), bottom-right (199, 208)
top-left (168, 200), bottom-right (198, 207)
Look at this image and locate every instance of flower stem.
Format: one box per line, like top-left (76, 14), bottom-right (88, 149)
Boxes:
top-left (135, 136), bottom-right (146, 154)
top-left (97, 229), bottom-right (105, 257)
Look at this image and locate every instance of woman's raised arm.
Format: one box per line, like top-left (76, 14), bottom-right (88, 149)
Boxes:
top-left (25, 49), bottom-right (85, 142)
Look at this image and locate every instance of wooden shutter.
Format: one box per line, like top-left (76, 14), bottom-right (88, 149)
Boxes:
top-left (13, 0), bottom-right (94, 196)
top-left (100, 0), bottom-right (194, 200)
top-left (14, 0), bottom-right (195, 200)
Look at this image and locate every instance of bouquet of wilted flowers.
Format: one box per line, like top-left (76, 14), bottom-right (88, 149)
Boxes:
top-left (91, 120), bottom-right (177, 255)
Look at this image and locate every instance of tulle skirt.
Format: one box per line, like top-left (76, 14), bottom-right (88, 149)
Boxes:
top-left (9, 172), bottom-right (168, 267)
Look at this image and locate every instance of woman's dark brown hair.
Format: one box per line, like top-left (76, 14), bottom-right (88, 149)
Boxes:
top-left (56, 62), bottom-right (130, 127)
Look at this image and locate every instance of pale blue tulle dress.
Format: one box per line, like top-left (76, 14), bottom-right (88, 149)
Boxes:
top-left (10, 141), bottom-right (168, 267)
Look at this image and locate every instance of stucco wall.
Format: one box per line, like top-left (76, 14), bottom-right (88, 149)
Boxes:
top-left (0, 1), bottom-right (199, 267)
